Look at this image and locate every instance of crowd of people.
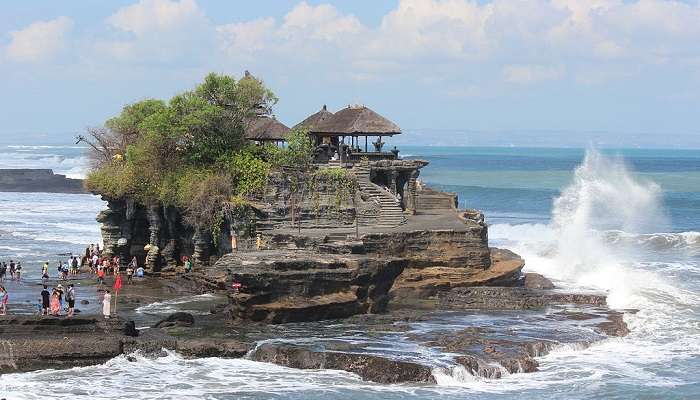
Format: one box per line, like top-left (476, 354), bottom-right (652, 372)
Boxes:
top-left (0, 260), bottom-right (22, 282)
top-left (0, 243), bottom-right (146, 318)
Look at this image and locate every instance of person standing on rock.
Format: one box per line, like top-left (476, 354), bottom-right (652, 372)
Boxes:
top-left (126, 264), bottom-right (134, 284)
top-left (66, 284), bottom-right (76, 317)
top-left (55, 284), bottom-right (64, 311)
top-left (0, 285), bottom-right (8, 315)
top-left (42, 262), bottom-right (49, 282)
top-left (9, 261), bottom-right (15, 281)
top-left (71, 256), bottom-right (79, 276)
top-left (97, 265), bottom-right (105, 286)
top-left (41, 285), bottom-right (50, 315)
top-left (102, 290), bottom-right (111, 319)
top-left (15, 262), bottom-right (21, 281)
top-left (50, 288), bottom-right (60, 316)
top-left (0, 262), bottom-right (6, 282)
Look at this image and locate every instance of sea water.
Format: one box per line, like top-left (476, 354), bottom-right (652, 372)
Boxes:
top-left (0, 144), bottom-right (698, 399)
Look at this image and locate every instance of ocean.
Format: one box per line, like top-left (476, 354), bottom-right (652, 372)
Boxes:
top-left (0, 144), bottom-right (698, 399)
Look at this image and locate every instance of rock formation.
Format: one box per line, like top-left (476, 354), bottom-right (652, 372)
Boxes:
top-left (219, 250), bottom-right (406, 323)
top-left (0, 316), bottom-right (137, 373)
top-left (0, 169), bottom-right (86, 194)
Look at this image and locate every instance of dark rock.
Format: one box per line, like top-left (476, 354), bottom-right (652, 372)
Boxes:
top-left (522, 273), bottom-right (555, 289)
top-left (439, 287), bottom-right (607, 310)
top-left (176, 339), bottom-right (252, 358)
top-left (80, 299), bottom-right (89, 305)
top-left (595, 311), bottom-right (630, 337)
top-left (0, 316), bottom-right (137, 373)
top-left (423, 329), bottom-right (558, 378)
top-left (249, 343), bottom-right (436, 384)
top-left (152, 312), bottom-right (195, 328)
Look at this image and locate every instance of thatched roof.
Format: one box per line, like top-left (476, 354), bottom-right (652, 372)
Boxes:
top-left (310, 105), bottom-right (401, 136)
top-left (244, 116), bottom-right (290, 141)
top-left (294, 105), bottom-right (334, 131)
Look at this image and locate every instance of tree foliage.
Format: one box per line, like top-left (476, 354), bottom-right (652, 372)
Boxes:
top-left (83, 72), bottom-right (315, 235)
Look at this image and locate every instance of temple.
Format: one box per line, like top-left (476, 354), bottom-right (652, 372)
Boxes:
top-left (247, 104), bottom-right (430, 219)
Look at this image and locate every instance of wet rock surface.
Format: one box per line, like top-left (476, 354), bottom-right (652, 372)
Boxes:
top-left (249, 342), bottom-right (436, 384)
top-left (439, 286), bottom-right (607, 310)
top-left (0, 316), bottom-right (137, 373)
top-left (152, 312), bottom-right (195, 328)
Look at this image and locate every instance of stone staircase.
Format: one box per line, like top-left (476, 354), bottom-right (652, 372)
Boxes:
top-left (353, 165), bottom-right (406, 228)
top-left (415, 187), bottom-right (457, 212)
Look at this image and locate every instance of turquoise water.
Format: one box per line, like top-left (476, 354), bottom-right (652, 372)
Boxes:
top-left (407, 146), bottom-right (700, 232)
top-left (1, 145), bottom-right (699, 399)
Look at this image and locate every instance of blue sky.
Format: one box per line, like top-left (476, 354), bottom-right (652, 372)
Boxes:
top-left (1, 0), bottom-right (699, 148)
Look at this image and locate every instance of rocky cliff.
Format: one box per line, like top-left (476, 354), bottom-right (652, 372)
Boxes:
top-left (0, 169), bottom-right (86, 193)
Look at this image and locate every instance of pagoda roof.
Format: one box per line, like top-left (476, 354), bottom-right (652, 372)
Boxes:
top-left (294, 105), bottom-right (334, 131)
top-left (310, 105), bottom-right (401, 136)
top-left (244, 116), bottom-right (290, 141)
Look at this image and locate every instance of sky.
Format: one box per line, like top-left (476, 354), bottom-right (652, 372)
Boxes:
top-left (0, 0), bottom-right (699, 148)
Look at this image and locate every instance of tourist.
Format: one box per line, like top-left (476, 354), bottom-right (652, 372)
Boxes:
top-left (102, 290), bottom-right (111, 319)
top-left (0, 262), bottom-right (6, 282)
top-left (62, 263), bottom-right (69, 280)
top-left (71, 256), bottom-right (79, 276)
top-left (42, 262), bottom-right (49, 281)
top-left (9, 261), bottom-right (15, 280)
top-left (57, 261), bottom-right (64, 280)
top-left (0, 285), bottom-right (8, 315)
top-left (126, 264), bottom-right (134, 284)
top-left (50, 288), bottom-right (60, 316)
top-left (15, 262), bottom-right (21, 281)
top-left (184, 258), bottom-right (192, 273)
top-left (56, 284), bottom-right (64, 311)
top-left (66, 284), bottom-right (76, 317)
top-left (97, 266), bottom-right (105, 285)
top-left (136, 266), bottom-right (144, 278)
top-left (41, 285), bottom-right (50, 315)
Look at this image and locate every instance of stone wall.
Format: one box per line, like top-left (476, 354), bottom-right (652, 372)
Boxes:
top-left (256, 172), bottom-right (357, 231)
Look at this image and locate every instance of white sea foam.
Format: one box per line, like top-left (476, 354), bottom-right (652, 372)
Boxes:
top-left (485, 149), bottom-right (700, 391)
top-left (135, 294), bottom-right (219, 316)
top-left (0, 145), bottom-right (90, 178)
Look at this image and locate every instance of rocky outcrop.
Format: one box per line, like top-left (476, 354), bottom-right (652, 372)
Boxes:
top-left (217, 250), bottom-right (406, 323)
top-left (439, 286), bottom-right (607, 310)
top-left (249, 343), bottom-right (436, 384)
top-left (0, 169), bottom-right (86, 194)
top-left (390, 248), bottom-right (523, 299)
top-left (0, 316), bottom-right (137, 373)
top-left (152, 312), bottom-right (195, 328)
top-left (361, 227), bottom-right (491, 269)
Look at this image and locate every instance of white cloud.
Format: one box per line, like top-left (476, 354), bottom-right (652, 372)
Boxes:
top-left (107, 0), bottom-right (206, 35)
top-left (218, 18), bottom-right (276, 55)
top-left (5, 17), bottom-right (73, 63)
top-left (279, 1), bottom-right (364, 41)
top-left (503, 64), bottom-right (565, 84)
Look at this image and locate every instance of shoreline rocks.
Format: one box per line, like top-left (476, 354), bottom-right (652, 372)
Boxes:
top-left (249, 343), bottom-right (437, 384)
top-left (0, 316), bottom-right (137, 373)
top-left (0, 169), bottom-right (86, 194)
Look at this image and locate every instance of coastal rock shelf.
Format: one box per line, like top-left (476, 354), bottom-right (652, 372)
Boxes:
top-left (0, 316), bottom-right (137, 373)
top-left (0, 169), bottom-right (86, 194)
top-left (218, 250), bottom-right (406, 323)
